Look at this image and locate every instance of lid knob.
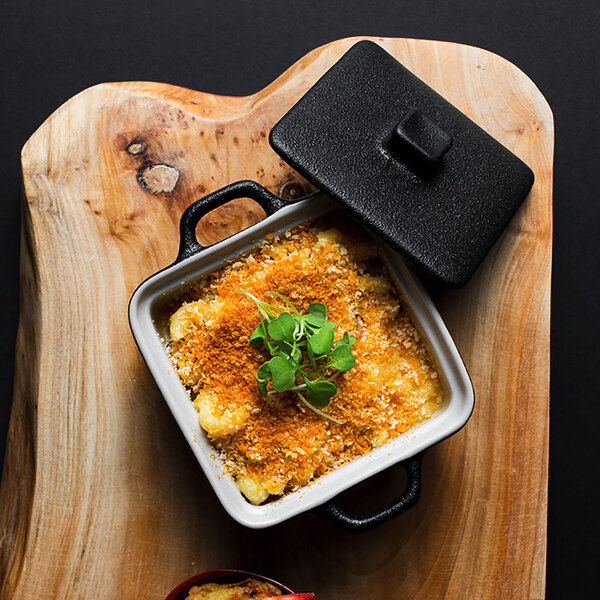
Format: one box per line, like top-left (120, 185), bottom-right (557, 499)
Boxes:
top-left (388, 108), bottom-right (452, 165)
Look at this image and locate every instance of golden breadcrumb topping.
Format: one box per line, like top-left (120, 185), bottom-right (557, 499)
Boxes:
top-left (168, 216), bottom-right (443, 504)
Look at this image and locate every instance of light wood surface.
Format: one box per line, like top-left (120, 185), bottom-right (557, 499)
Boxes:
top-left (0, 37), bottom-right (553, 600)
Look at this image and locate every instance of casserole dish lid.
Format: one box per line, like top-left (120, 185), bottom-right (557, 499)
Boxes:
top-left (269, 40), bottom-right (534, 287)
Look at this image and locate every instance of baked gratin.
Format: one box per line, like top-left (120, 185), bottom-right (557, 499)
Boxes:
top-left (168, 216), bottom-right (443, 504)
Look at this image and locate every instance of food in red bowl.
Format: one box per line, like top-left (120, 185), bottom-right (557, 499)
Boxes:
top-left (165, 569), bottom-right (314, 600)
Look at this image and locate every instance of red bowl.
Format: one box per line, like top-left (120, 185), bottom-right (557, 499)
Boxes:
top-left (165, 569), bottom-right (295, 600)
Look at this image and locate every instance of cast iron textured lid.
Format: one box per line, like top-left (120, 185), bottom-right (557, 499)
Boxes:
top-left (269, 40), bottom-right (534, 287)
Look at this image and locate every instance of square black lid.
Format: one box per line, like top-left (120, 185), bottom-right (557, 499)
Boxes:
top-left (269, 41), bottom-right (534, 287)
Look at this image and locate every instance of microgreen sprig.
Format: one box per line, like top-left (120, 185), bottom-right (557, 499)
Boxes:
top-left (236, 291), bottom-right (356, 423)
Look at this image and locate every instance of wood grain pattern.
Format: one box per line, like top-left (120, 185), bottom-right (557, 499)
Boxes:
top-left (0, 37), bottom-right (553, 600)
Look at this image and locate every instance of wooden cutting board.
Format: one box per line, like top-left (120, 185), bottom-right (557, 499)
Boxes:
top-left (0, 37), bottom-right (552, 600)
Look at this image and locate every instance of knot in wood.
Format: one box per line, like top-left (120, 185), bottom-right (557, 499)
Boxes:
top-left (278, 180), bottom-right (306, 200)
top-left (138, 164), bottom-right (180, 194)
top-left (127, 142), bottom-right (146, 155)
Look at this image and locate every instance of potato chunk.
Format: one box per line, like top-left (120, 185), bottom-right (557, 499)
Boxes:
top-left (236, 473), bottom-right (286, 505)
top-left (236, 475), bottom-right (269, 505)
top-left (169, 299), bottom-right (223, 341)
top-left (193, 390), bottom-right (248, 437)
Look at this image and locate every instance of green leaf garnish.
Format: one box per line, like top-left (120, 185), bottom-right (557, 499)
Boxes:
top-left (267, 312), bottom-right (296, 341)
top-left (306, 379), bottom-right (337, 407)
top-left (330, 343), bottom-right (356, 371)
top-left (308, 321), bottom-right (335, 355)
top-left (249, 323), bottom-right (267, 346)
top-left (257, 361), bottom-right (271, 381)
top-left (237, 290), bottom-right (357, 422)
top-left (269, 356), bottom-right (297, 392)
top-left (305, 302), bottom-right (327, 326)
top-left (336, 331), bottom-right (357, 347)
top-left (254, 373), bottom-right (268, 398)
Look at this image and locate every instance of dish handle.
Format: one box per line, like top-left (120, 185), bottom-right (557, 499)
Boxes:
top-left (314, 452), bottom-right (424, 533)
top-left (176, 180), bottom-right (289, 263)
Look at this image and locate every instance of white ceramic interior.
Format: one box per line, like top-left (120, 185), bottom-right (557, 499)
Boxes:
top-left (129, 193), bottom-right (474, 528)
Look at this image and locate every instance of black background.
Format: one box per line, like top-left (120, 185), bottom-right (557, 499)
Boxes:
top-left (1, 0), bottom-right (598, 597)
